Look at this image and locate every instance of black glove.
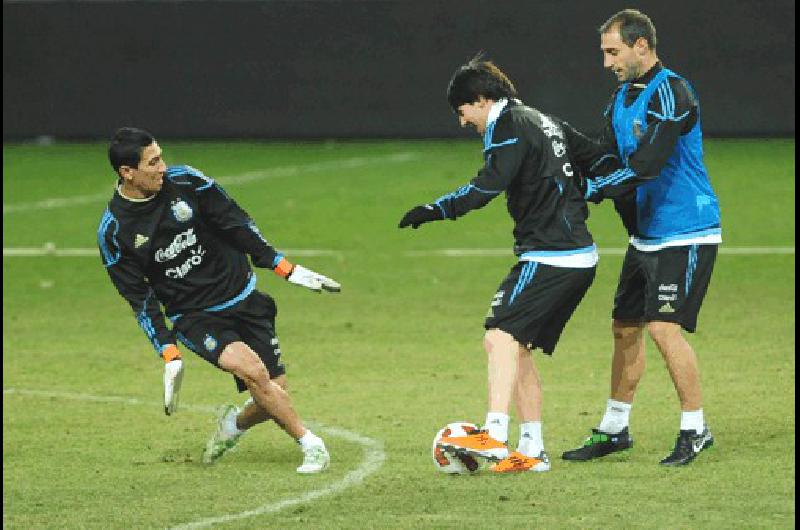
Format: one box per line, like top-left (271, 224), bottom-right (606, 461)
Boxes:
top-left (398, 204), bottom-right (443, 229)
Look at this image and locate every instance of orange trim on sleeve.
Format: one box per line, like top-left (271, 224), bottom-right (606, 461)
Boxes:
top-left (162, 344), bottom-right (182, 362)
top-left (274, 257), bottom-right (294, 279)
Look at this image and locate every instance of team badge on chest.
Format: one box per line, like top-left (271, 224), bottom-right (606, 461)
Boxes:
top-left (203, 334), bottom-right (218, 352)
top-left (171, 199), bottom-right (193, 222)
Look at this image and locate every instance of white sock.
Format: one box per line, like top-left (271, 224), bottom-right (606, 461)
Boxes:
top-left (680, 409), bottom-right (705, 434)
top-left (298, 430), bottom-right (325, 451)
top-left (517, 421), bottom-right (544, 457)
top-left (597, 399), bottom-right (632, 434)
top-left (222, 409), bottom-right (244, 437)
top-left (484, 412), bottom-right (510, 443)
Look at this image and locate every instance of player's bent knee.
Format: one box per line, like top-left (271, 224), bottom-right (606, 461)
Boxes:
top-left (219, 341), bottom-right (269, 382)
top-left (240, 358), bottom-right (270, 385)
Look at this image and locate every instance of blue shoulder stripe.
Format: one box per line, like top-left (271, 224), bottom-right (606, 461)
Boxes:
top-left (649, 80), bottom-right (689, 122)
top-left (97, 208), bottom-right (121, 267)
top-left (482, 114), bottom-right (519, 153)
top-left (483, 137), bottom-right (519, 153)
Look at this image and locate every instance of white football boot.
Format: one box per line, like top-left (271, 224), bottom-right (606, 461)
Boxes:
top-left (297, 444), bottom-right (330, 474)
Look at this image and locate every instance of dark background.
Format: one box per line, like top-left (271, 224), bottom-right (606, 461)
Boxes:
top-left (3, 0), bottom-right (795, 139)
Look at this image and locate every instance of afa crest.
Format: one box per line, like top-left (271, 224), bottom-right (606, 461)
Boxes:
top-left (203, 334), bottom-right (218, 352)
top-left (171, 199), bottom-right (193, 222)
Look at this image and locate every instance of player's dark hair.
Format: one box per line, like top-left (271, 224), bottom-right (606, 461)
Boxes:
top-left (599, 9), bottom-right (657, 50)
top-left (108, 127), bottom-right (155, 174)
top-left (447, 52), bottom-right (517, 113)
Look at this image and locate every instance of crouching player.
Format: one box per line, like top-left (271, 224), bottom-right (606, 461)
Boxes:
top-left (98, 127), bottom-right (339, 473)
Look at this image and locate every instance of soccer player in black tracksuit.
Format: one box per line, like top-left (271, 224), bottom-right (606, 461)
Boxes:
top-left (398, 56), bottom-right (613, 473)
top-left (98, 127), bottom-right (340, 473)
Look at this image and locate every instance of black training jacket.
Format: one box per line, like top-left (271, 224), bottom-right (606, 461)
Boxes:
top-left (97, 165), bottom-right (282, 357)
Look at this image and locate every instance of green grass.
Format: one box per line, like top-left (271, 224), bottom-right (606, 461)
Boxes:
top-left (3, 138), bottom-right (795, 529)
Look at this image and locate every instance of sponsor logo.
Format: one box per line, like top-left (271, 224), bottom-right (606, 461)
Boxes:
top-left (659, 302), bottom-right (675, 313)
top-left (203, 334), bottom-right (218, 352)
top-left (171, 199), bottom-right (193, 222)
top-left (155, 228), bottom-right (197, 262)
top-left (658, 294), bottom-right (677, 301)
top-left (562, 162), bottom-right (574, 177)
top-left (134, 234), bottom-right (149, 248)
top-left (165, 246), bottom-right (206, 279)
top-left (658, 283), bottom-right (678, 292)
top-left (552, 140), bottom-right (566, 158)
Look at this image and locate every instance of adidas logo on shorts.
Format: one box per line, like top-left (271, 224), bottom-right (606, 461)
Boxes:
top-left (659, 302), bottom-right (675, 313)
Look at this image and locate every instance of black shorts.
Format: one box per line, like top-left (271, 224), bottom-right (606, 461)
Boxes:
top-left (484, 261), bottom-right (596, 354)
top-left (612, 244), bottom-right (718, 332)
top-left (173, 290), bottom-right (286, 392)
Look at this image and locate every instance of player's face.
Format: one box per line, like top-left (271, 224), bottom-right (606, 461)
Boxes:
top-left (122, 142), bottom-right (167, 198)
top-left (457, 98), bottom-right (493, 135)
top-left (601, 29), bottom-right (644, 82)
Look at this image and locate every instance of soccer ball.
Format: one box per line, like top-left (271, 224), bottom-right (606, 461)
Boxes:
top-left (432, 422), bottom-right (481, 474)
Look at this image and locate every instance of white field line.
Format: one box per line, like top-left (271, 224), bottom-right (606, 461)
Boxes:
top-left (2, 152), bottom-right (418, 215)
top-left (3, 245), bottom-right (795, 258)
top-left (3, 387), bottom-right (386, 529)
top-left (403, 246), bottom-right (796, 257)
top-left (2, 246), bottom-right (341, 258)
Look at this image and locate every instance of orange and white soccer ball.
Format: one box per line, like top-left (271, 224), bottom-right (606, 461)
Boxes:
top-left (432, 422), bottom-right (481, 474)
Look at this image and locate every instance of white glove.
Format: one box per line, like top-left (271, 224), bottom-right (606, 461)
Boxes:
top-left (287, 265), bottom-right (341, 293)
top-left (163, 358), bottom-right (184, 415)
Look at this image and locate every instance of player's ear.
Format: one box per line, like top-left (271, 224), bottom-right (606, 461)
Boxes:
top-left (118, 165), bottom-right (134, 181)
top-left (634, 37), bottom-right (649, 56)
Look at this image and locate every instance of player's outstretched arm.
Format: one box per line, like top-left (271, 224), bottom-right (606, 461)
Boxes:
top-left (162, 344), bottom-right (184, 416)
top-left (273, 257), bottom-right (341, 293)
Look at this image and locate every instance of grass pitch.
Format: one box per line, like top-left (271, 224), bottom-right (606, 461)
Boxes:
top-left (3, 138), bottom-right (795, 528)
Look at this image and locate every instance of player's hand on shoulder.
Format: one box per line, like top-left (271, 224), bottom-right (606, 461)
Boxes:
top-left (398, 204), bottom-right (443, 229)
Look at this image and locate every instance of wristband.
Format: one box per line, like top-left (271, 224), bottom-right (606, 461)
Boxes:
top-left (162, 344), bottom-right (181, 363)
top-left (274, 257), bottom-right (295, 279)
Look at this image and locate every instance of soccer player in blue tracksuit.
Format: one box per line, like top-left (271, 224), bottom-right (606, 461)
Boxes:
top-left (562, 10), bottom-right (721, 466)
